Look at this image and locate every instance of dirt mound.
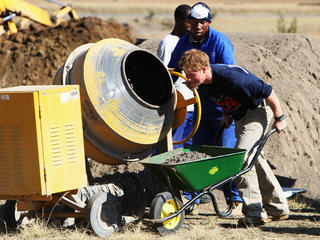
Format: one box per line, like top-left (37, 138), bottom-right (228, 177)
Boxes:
top-left (0, 17), bottom-right (134, 88)
top-left (138, 34), bottom-right (320, 200)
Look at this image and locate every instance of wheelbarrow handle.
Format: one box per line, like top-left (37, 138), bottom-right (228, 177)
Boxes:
top-left (204, 128), bottom-right (277, 218)
top-left (239, 128), bottom-right (277, 177)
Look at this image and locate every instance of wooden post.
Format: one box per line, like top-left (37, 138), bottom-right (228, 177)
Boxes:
top-left (157, 128), bottom-right (173, 153)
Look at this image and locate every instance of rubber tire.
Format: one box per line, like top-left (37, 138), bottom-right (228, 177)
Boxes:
top-left (85, 192), bottom-right (121, 237)
top-left (3, 200), bottom-right (21, 230)
top-left (149, 191), bottom-right (185, 236)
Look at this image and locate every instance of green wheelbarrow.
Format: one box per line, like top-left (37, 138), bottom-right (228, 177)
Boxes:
top-left (141, 129), bottom-right (277, 235)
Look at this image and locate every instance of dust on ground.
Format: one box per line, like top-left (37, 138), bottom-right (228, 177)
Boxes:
top-left (0, 15), bottom-right (319, 239)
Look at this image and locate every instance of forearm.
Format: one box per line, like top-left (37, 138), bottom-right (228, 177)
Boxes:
top-left (222, 113), bottom-right (232, 128)
top-left (265, 89), bottom-right (286, 133)
top-left (265, 89), bottom-right (284, 118)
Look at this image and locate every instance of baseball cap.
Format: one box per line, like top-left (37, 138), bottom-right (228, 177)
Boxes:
top-left (190, 2), bottom-right (212, 22)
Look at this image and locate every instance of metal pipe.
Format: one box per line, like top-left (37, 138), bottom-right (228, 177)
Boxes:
top-left (46, 0), bottom-right (66, 7)
top-left (169, 70), bottom-right (202, 145)
top-left (1, 13), bottom-right (16, 24)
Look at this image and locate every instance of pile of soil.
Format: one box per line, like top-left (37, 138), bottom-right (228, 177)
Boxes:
top-left (0, 17), bottom-right (134, 88)
top-left (0, 17), bottom-right (319, 200)
top-left (163, 151), bottom-right (212, 164)
top-left (139, 33), bottom-right (320, 200)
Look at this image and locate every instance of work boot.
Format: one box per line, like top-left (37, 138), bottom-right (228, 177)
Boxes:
top-left (231, 202), bottom-right (243, 216)
top-left (187, 204), bottom-right (199, 215)
top-left (233, 201), bottom-right (242, 209)
top-left (199, 194), bottom-right (211, 203)
top-left (238, 216), bottom-right (271, 227)
top-left (268, 214), bottom-right (289, 221)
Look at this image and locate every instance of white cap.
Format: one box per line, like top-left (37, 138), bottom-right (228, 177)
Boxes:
top-left (190, 2), bottom-right (212, 22)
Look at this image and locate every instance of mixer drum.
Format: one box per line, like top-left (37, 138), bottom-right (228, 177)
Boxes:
top-left (58, 39), bottom-right (176, 164)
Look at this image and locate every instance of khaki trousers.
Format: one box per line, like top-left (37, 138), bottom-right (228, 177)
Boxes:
top-left (235, 104), bottom-right (289, 218)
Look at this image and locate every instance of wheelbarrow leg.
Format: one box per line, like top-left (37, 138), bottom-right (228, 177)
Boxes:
top-left (207, 187), bottom-right (233, 218)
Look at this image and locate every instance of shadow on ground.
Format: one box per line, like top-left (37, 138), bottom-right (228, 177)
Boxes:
top-left (260, 226), bottom-right (320, 237)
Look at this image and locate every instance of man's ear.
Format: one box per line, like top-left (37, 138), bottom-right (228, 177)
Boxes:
top-left (201, 66), bottom-right (207, 74)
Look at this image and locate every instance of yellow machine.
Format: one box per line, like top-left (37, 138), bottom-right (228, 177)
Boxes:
top-left (0, 39), bottom-right (201, 236)
top-left (0, 85), bottom-right (87, 199)
top-left (0, 0), bottom-right (78, 35)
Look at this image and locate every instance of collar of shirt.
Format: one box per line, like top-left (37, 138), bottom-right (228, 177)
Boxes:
top-left (189, 33), bottom-right (208, 49)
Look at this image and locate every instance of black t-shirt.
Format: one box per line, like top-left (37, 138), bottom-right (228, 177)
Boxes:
top-left (198, 64), bottom-right (273, 120)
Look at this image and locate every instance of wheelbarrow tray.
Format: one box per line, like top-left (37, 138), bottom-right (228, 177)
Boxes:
top-left (141, 146), bottom-right (246, 192)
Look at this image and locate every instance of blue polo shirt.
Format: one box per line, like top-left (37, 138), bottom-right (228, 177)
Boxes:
top-left (168, 26), bottom-right (235, 116)
top-left (199, 64), bottom-right (273, 120)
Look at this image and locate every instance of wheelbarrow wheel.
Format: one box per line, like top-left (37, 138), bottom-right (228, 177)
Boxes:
top-left (150, 191), bottom-right (185, 235)
top-left (85, 192), bottom-right (122, 237)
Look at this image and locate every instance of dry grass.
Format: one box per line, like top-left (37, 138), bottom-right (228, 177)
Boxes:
top-left (0, 196), bottom-right (319, 240)
top-left (0, 220), bottom-right (272, 240)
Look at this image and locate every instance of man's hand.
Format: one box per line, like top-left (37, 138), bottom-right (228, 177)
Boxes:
top-left (183, 80), bottom-right (197, 90)
top-left (222, 114), bottom-right (232, 128)
top-left (273, 119), bottom-right (287, 133)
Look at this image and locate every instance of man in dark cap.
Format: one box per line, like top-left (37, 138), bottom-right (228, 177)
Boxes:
top-left (158, 4), bottom-right (191, 66)
top-left (157, 4), bottom-right (194, 150)
top-left (168, 2), bottom-right (242, 206)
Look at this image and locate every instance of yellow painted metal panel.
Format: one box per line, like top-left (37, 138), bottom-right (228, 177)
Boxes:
top-left (0, 85), bottom-right (87, 198)
top-left (0, 91), bottom-right (45, 196)
top-left (39, 85), bottom-right (87, 194)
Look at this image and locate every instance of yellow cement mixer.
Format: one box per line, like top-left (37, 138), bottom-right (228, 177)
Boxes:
top-left (0, 38), bottom-right (200, 237)
top-left (54, 38), bottom-right (200, 165)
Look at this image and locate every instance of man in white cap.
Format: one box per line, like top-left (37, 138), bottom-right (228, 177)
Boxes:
top-left (168, 2), bottom-right (243, 206)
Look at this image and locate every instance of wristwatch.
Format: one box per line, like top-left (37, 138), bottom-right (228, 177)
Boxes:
top-left (274, 114), bottom-right (286, 122)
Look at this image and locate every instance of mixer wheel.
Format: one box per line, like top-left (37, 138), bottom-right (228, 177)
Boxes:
top-left (3, 200), bottom-right (27, 229)
top-left (85, 192), bottom-right (121, 237)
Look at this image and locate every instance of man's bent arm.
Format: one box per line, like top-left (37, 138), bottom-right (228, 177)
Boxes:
top-left (265, 89), bottom-right (287, 133)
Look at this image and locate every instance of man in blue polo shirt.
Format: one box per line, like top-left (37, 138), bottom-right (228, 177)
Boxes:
top-left (168, 1), bottom-right (242, 205)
